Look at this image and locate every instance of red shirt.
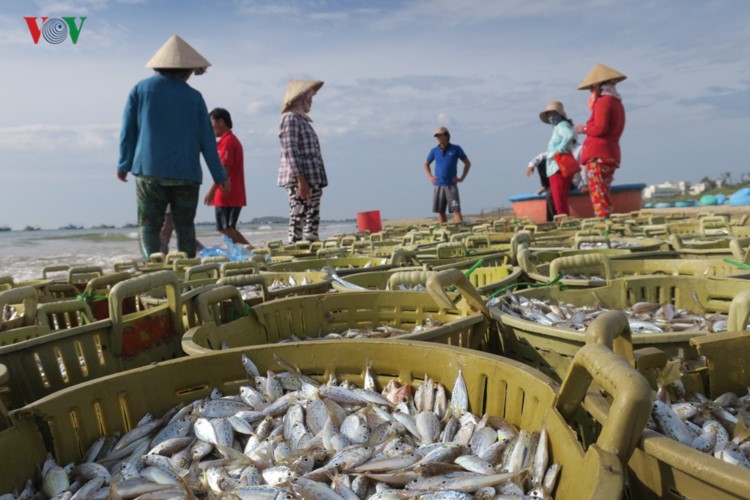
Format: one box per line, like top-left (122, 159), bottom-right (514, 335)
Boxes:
top-left (212, 130), bottom-right (246, 206)
top-left (581, 95), bottom-right (625, 165)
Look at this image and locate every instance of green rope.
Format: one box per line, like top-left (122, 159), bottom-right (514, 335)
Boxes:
top-left (241, 303), bottom-right (253, 317)
top-left (227, 302), bottom-right (254, 322)
top-left (723, 257), bottom-right (750, 270)
top-left (76, 292), bottom-right (108, 303)
top-left (488, 272), bottom-right (567, 299)
top-left (448, 258), bottom-right (485, 292)
top-left (463, 258), bottom-right (485, 277)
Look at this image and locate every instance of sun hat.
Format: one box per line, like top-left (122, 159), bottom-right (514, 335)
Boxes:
top-left (145, 35), bottom-right (211, 75)
top-left (433, 126), bottom-right (450, 137)
top-left (539, 101), bottom-right (568, 124)
top-left (281, 80), bottom-right (324, 113)
top-left (578, 63), bottom-right (626, 90)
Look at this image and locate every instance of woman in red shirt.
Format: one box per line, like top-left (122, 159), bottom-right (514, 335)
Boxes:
top-left (574, 64), bottom-right (626, 219)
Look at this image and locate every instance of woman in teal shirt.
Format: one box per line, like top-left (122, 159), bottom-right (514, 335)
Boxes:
top-left (540, 101), bottom-right (577, 216)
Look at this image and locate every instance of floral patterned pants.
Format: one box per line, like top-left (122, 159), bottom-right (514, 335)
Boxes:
top-left (586, 161), bottom-right (618, 218)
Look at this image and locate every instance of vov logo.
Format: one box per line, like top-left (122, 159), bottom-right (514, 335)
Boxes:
top-left (24, 17), bottom-right (86, 45)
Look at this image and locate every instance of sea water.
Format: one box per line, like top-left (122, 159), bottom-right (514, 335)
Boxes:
top-left (0, 222), bottom-right (357, 282)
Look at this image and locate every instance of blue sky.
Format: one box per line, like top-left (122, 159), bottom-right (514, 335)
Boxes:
top-left (1, 0), bottom-right (749, 228)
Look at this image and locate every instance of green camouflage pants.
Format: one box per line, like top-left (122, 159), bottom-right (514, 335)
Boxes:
top-left (136, 176), bottom-right (199, 259)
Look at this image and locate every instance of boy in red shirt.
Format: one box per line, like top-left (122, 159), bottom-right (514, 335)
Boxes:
top-left (204, 108), bottom-right (252, 246)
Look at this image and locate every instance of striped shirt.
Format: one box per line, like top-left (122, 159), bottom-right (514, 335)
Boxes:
top-left (277, 111), bottom-right (328, 188)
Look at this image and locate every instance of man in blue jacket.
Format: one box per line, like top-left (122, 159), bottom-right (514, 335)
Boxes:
top-left (424, 126), bottom-right (471, 223)
top-left (117, 35), bottom-right (230, 259)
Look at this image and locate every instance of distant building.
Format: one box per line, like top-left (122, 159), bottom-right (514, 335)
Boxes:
top-left (643, 181), bottom-right (686, 200)
top-left (689, 182), bottom-right (710, 196)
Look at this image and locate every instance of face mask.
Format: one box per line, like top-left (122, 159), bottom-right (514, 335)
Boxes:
top-left (549, 114), bottom-right (562, 125)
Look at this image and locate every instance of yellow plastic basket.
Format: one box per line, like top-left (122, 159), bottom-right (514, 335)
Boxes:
top-left (585, 316), bottom-right (750, 499)
top-left (331, 265), bottom-right (522, 296)
top-left (0, 271), bottom-right (184, 410)
top-left (523, 253), bottom-right (750, 288)
top-left (5, 340), bottom-right (653, 499)
top-left (182, 278), bottom-right (491, 355)
top-left (491, 275), bottom-right (750, 381)
top-left (266, 256), bottom-right (393, 276)
top-left (220, 271), bottom-right (332, 301)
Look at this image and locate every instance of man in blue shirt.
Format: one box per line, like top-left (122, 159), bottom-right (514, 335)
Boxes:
top-left (117, 35), bottom-right (230, 259)
top-left (424, 126), bottom-right (471, 223)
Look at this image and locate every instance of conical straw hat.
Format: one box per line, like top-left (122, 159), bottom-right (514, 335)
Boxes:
top-left (145, 35), bottom-right (211, 75)
top-left (577, 63), bottom-right (626, 90)
top-left (539, 100), bottom-right (568, 124)
top-left (281, 79), bottom-right (324, 113)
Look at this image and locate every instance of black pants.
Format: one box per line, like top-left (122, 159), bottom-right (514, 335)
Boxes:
top-left (537, 163), bottom-right (556, 222)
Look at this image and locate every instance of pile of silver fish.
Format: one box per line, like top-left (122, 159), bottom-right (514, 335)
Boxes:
top-left (6, 355), bottom-right (560, 499)
top-left (650, 379), bottom-right (750, 468)
top-left (280, 318), bottom-right (446, 342)
top-left (577, 240), bottom-right (644, 249)
top-left (2, 304), bottom-right (19, 323)
top-left (491, 292), bottom-right (729, 334)
top-left (393, 284), bottom-right (428, 292)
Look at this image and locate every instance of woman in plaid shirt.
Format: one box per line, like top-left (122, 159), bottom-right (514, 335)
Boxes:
top-left (277, 79), bottom-right (327, 243)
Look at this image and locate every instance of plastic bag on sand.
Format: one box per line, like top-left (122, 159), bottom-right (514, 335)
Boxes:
top-left (199, 236), bottom-right (254, 261)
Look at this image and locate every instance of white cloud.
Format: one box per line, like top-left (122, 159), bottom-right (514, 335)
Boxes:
top-left (246, 100), bottom-right (276, 115)
top-left (0, 123), bottom-right (119, 151)
top-left (373, 0), bottom-right (615, 29)
top-left (31, 0), bottom-right (145, 15)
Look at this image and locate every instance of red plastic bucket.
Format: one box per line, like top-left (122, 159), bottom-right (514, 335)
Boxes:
top-left (356, 210), bottom-right (382, 233)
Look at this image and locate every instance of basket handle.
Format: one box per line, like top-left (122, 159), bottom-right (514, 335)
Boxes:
top-left (729, 238), bottom-right (750, 263)
top-left (699, 216), bottom-right (730, 237)
top-left (435, 242), bottom-right (467, 259)
top-left (317, 247), bottom-right (348, 258)
top-left (41, 264), bottom-right (71, 279)
top-left (549, 254), bottom-right (613, 282)
top-left (510, 231), bottom-right (533, 261)
top-left (340, 236), bottom-right (356, 247)
top-left (386, 270), bottom-right (431, 291)
top-left (82, 272), bottom-right (132, 297)
top-left (171, 258), bottom-right (201, 272)
top-left (448, 231), bottom-right (473, 243)
top-left (584, 310), bottom-right (635, 366)
top-left (220, 260), bottom-right (260, 277)
top-left (515, 246), bottom-right (534, 272)
top-left (108, 271), bottom-right (181, 357)
top-left (202, 256), bottom-right (230, 264)
top-left (575, 229), bottom-right (602, 237)
top-left (0, 287), bottom-right (38, 326)
top-left (728, 288), bottom-right (750, 332)
top-left (574, 235), bottom-right (611, 249)
top-left (113, 259), bottom-right (140, 273)
top-left (66, 266), bottom-right (104, 284)
top-left (553, 214), bottom-right (569, 227)
top-left (36, 300), bottom-right (94, 327)
top-left (217, 274), bottom-right (269, 300)
top-left (667, 233), bottom-right (684, 250)
top-left (642, 224), bottom-right (668, 237)
top-left (390, 249), bottom-right (420, 267)
top-left (425, 269), bottom-right (487, 314)
top-left (184, 263), bottom-right (221, 282)
top-left (0, 276), bottom-right (14, 292)
top-left (556, 343), bottom-right (653, 464)
top-left (195, 285), bottom-right (249, 325)
top-left (464, 234), bottom-right (491, 249)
